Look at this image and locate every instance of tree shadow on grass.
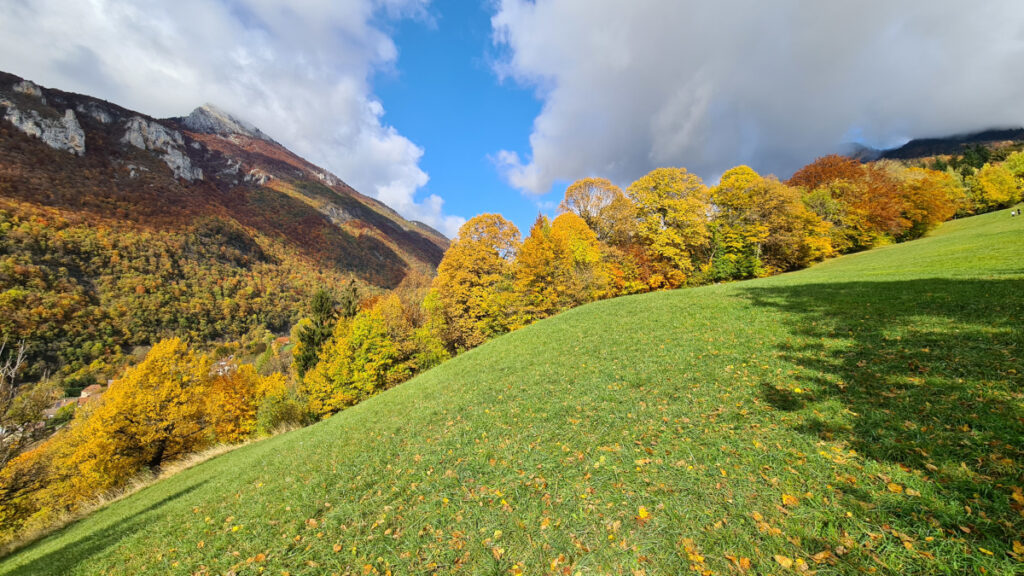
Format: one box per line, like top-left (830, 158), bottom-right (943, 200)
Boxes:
top-left (2, 479), bottom-right (208, 576)
top-left (742, 279), bottom-right (1023, 547)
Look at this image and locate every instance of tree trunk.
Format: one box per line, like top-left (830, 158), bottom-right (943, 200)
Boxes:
top-left (147, 438), bottom-right (167, 471)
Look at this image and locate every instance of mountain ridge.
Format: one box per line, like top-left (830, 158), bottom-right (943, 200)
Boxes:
top-left (845, 126), bottom-right (1024, 162)
top-left (0, 70), bottom-right (448, 276)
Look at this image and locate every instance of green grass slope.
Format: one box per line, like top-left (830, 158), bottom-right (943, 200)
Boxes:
top-left (3, 208), bottom-right (1022, 575)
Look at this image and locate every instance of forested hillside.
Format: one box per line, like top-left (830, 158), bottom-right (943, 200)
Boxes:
top-left (0, 71), bottom-right (447, 383)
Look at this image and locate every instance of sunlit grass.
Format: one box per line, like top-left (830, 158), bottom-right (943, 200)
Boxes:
top-left (1, 207), bottom-right (1021, 575)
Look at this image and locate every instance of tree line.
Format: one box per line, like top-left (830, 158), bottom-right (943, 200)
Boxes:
top-left (286, 150), bottom-right (1022, 427)
top-left (424, 153), bottom-right (1020, 353)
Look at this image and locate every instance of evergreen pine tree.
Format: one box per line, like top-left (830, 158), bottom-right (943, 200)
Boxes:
top-left (294, 289), bottom-right (338, 377)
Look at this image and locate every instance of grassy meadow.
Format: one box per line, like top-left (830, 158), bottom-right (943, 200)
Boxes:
top-left (1, 207), bottom-right (1021, 575)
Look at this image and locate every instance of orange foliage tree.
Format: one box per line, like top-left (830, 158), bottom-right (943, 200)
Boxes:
top-left (787, 154), bottom-right (863, 190)
top-left (208, 365), bottom-right (287, 443)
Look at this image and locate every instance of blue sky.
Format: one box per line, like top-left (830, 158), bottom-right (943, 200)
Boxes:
top-left (374, 0), bottom-right (551, 235)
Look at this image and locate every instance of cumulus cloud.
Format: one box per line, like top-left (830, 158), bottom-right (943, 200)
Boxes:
top-left (491, 0), bottom-right (1024, 194)
top-left (0, 0), bottom-right (465, 236)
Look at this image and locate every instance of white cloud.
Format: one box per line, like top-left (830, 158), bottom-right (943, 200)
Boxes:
top-left (0, 0), bottom-right (464, 236)
top-left (491, 0), bottom-right (1024, 194)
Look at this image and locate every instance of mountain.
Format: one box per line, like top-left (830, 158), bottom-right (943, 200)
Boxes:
top-left (880, 127), bottom-right (1024, 160)
top-left (178, 104), bottom-right (275, 142)
top-left (843, 127), bottom-right (1024, 163)
top-left (0, 71), bottom-right (447, 278)
top-left (0, 71), bottom-right (447, 377)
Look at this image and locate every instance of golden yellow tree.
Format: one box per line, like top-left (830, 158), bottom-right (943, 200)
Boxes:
top-left (973, 163), bottom-right (1020, 209)
top-left (894, 167), bottom-right (960, 239)
top-left (65, 339), bottom-right (212, 496)
top-left (0, 340), bottom-right (298, 542)
top-left (0, 435), bottom-right (61, 540)
top-left (300, 317), bottom-right (354, 417)
top-left (371, 292), bottom-right (448, 376)
top-left (559, 178), bottom-right (636, 244)
top-left (626, 167), bottom-right (711, 286)
top-left (710, 166), bottom-right (832, 278)
top-left (427, 214), bottom-right (521, 351)
top-left (301, 306), bottom-right (404, 418)
top-left (1005, 151), bottom-right (1024, 186)
top-left (0, 339), bottom-right (215, 538)
top-left (514, 215), bottom-right (564, 322)
top-left (550, 212), bottom-right (608, 304)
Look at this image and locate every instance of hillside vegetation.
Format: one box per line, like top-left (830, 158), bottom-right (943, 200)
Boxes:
top-left (0, 70), bottom-right (446, 382)
top-left (1, 207), bottom-right (1020, 574)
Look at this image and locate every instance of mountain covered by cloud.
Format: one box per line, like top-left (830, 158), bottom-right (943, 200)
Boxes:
top-left (491, 0), bottom-right (1024, 194)
top-left (0, 0), bottom-right (465, 235)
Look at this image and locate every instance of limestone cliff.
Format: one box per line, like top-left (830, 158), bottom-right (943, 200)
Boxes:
top-left (121, 116), bottom-right (203, 181)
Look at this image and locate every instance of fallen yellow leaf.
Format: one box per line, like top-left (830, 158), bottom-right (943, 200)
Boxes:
top-left (774, 554), bottom-right (794, 569)
top-left (725, 555), bottom-right (752, 572)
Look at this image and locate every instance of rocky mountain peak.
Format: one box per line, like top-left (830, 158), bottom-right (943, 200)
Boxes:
top-left (181, 104), bottom-right (272, 142)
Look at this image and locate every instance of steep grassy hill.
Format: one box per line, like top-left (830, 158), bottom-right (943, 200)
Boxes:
top-left (2, 208), bottom-right (1021, 575)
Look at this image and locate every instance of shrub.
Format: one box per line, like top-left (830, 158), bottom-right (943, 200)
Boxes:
top-left (256, 391), bottom-right (310, 435)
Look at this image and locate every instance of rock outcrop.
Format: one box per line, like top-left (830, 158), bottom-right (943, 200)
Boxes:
top-left (121, 116), bottom-right (203, 181)
top-left (321, 203), bottom-right (354, 225)
top-left (182, 104), bottom-right (271, 141)
top-left (244, 168), bottom-right (272, 185)
top-left (315, 171), bottom-right (339, 186)
top-left (75, 101), bottom-right (113, 124)
top-left (2, 105), bottom-right (86, 156)
top-left (12, 80), bottom-right (44, 100)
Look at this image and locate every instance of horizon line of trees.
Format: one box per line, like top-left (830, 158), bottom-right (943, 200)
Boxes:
top-left (423, 153), bottom-right (1021, 352)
